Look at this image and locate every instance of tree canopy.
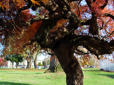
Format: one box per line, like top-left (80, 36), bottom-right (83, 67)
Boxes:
top-left (0, 0), bottom-right (114, 57)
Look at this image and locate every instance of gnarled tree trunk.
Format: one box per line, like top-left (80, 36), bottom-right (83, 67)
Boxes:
top-left (52, 39), bottom-right (83, 85)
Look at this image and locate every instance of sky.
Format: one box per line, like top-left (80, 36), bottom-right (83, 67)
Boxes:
top-left (37, 54), bottom-right (50, 61)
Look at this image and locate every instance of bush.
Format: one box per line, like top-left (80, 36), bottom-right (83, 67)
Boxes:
top-left (38, 62), bottom-right (43, 66)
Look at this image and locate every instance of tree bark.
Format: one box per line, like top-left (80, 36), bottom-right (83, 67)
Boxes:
top-left (52, 39), bottom-right (83, 85)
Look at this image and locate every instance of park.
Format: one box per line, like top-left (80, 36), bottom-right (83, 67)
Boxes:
top-left (0, 0), bottom-right (114, 85)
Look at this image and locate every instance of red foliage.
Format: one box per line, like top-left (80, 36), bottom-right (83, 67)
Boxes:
top-left (0, 0), bottom-right (114, 55)
top-left (0, 58), bottom-right (5, 67)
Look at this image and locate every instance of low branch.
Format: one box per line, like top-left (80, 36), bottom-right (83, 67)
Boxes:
top-left (69, 34), bottom-right (114, 56)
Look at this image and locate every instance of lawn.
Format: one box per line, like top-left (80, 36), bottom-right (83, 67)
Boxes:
top-left (0, 68), bottom-right (114, 85)
top-left (83, 68), bottom-right (114, 85)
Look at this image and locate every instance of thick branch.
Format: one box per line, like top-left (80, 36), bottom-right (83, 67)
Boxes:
top-left (105, 13), bottom-right (114, 19)
top-left (100, 0), bottom-right (108, 9)
top-left (69, 34), bottom-right (114, 56)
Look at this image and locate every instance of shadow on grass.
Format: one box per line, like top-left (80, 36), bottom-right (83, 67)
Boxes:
top-left (98, 74), bottom-right (114, 79)
top-left (0, 82), bottom-right (30, 85)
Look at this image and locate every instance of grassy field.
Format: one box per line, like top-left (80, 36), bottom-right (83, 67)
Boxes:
top-left (0, 68), bottom-right (114, 85)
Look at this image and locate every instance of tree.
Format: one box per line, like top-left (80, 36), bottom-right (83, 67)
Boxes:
top-left (24, 43), bottom-right (42, 69)
top-left (38, 62), bottom-right (43, 66)
top-left (45, 49), bottom-right (63, 73)
top-left (0, 0), bottom-right (114, 85)
top-left (5, 54), bottom-right (23, 68)
top-left (32, 43), bottom-right (42, 69)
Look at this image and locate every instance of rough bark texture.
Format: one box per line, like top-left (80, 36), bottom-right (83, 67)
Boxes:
top-left (52, 38), bottom-right (83, 85)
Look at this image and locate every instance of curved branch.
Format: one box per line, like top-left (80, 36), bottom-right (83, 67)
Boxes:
top-left (100, 0), bottom-right (108, 9)
top-left (105, 13), bottom-right (114, 19)
top-left (69, 34), bottom-right (114, 56)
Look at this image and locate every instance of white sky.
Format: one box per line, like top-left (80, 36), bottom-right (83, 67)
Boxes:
top-left (37, 54), bottom-right (50, 61)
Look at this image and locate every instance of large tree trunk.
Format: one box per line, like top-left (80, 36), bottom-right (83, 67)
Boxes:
top-left (34, 56), bottom-right (37, 69)
top-left (52, 40), bottom-right (83, 85)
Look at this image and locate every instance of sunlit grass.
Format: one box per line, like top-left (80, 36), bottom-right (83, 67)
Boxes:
top-left (83, 68), bottom-right (114, 85)
top-left (0, 68), bottom-right (114, 85)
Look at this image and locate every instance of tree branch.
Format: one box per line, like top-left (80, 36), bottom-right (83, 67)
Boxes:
top-left (100, 0), bottom-right (108, 9)
top-left (69, 34), bottom-right (114, 57)
top-left (105, 13), bottom-right (114, 19)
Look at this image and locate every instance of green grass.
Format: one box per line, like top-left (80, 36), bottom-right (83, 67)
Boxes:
top-left (83, 68), bottom-right (114, 85)
top-left (0, 68), bottom-right (114, 85)
top-left (0, 69), bottom-right (66, 85)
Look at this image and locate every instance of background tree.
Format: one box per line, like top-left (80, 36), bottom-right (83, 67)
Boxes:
top-left (38, 62), bottom-right (43, 66)
top-left (45, 49), bottom-right (63, 73)
top-left (24, 42), bottom-right (43, 69)
top-left (5, 54), bottom-right (23, 68)
top-left (0, 0), bottom-right (114, 85)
